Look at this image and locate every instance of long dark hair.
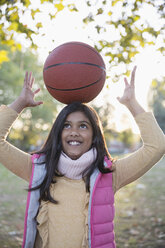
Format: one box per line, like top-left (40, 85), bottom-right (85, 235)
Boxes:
top-left (31, 102), bottom-right (113, 204)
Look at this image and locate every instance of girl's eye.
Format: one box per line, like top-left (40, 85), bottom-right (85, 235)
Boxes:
top-left (63, 123), bottom-right (71, 129)
top-left (80, 123), bottom-right (87, 129)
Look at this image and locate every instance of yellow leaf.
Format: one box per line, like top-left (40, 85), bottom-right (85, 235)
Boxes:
top-left (55, 3), bottom-right (64, 12)
top-left (147, 41), bottom-right (154, 45)
top-left (125, 70), bottom-right (130, 77)
top-left (16, 43), bottom-right (22, 50)
top-left (152, 80), bottom-right (157, 88)
top-left (24, 0), bottom-right (31, 7)
top-left (36, 22), bottom-right (43, 29)
top-left (108, 11), bottom-right (112, 16)
top-left (11, 46), bottom-right (16, 52)
top-left (7, 22), bottom-right (18, 31)
top-left (1, 39), bottom-right (15, 46)
top-left (9, 11), bottom-right (19, 21)
top-left (0, 50), bottom-right (9, 65)
top-left (112, 0), bottom-right (121, 6)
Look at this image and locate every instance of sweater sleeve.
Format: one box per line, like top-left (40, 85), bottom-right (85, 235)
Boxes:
top-left (112, 112), bottom-right (165, 193)
top-left (0, 105), bottom-right (32, 182)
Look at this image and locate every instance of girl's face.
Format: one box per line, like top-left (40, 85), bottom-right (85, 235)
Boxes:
top-left (61, 111), bottom-right (93, 160)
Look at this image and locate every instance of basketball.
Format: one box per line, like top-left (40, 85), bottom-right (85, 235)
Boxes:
top-left (43, 41), bottom-right (106, 104)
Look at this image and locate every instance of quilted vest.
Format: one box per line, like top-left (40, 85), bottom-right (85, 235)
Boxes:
top-left (22, 154), bottom-right (115, 248)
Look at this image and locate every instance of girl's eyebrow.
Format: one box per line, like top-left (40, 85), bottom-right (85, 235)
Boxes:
top-left (65, 120), bottom-right (91, 125)
top-left (80, 120), bottom-right (91, 125)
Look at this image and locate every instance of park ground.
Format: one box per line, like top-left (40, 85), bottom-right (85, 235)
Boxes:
top-left (0, 157), bottom-right (165, 248)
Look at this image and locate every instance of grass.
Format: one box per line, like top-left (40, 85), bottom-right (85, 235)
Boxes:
top-left (0, 167), bottom-right (27, 247)
top-left (0, 157), bottom-right (165, 247)
top-left (115, 157), bottom-right (165, 248)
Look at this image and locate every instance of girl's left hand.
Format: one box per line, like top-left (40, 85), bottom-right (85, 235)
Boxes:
top-left (117, 66), bottom-right (137, 106)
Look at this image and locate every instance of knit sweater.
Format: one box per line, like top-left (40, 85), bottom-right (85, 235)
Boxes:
top-left (0, 105), bottom-right (165, 247)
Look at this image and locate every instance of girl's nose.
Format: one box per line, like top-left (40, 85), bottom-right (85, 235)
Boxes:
top-left (70, 128), bottom-right (79, 136)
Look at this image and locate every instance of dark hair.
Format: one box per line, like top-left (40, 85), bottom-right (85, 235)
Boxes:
top-left (31, 102), bottom-right (113, 204)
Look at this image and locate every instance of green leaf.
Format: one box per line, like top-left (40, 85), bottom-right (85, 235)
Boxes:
top-left (158, 46), bottom-right (165, 53)
top-left (0, 0), bottom-right (8, 5)
top-left (49, 13), bottom-right (56, 19)
top-left (31, 8), bottom-right (40, 20)
top-left (83, 14), bottom-right (94, 24)
top-left (95, 25), bottom-right (101, 33)
top-left (86, 1), bottom-right (91, 7)
top-left (21, 0), bottom-right (31, 7)
top-left (97, 8), bottom-right (103, 15)
top-left (68, 4), bottom-right (78, 12)
top-left (31, 43), bottom-right (38, 49)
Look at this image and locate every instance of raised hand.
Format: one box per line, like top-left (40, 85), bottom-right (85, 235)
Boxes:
top-left (117, 66), bottom-right (137, 106)
top-left (117, 66), bottom-right (145, 117)
top-left (9, 71), bottom-right (43, 113)
top-left (19, 71), bottom-right (43, 108)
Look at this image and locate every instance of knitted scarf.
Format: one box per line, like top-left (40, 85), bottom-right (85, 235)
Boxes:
top-left (58, 148), bottom-right (97, 180)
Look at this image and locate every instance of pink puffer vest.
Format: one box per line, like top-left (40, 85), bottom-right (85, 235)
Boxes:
top-left (22, 155), bottom-right (115, 248)
top-left (89, 157), bottom-right (115, 248)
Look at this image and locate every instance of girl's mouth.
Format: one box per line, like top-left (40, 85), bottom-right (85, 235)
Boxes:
top-left (68, 141), bottom-right (81, 146)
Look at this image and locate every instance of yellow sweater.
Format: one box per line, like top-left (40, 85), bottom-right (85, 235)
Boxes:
top-left (35, 177), bottom-right (89, 248)
top-left (0, 105), bottom-right (165, 248)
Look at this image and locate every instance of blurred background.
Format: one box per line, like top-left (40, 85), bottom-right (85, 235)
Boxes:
top-left (0, 0), bottom-right (165, 247)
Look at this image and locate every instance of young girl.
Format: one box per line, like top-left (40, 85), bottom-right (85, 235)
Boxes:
top-left (0, 66), bottom-right (164, 248)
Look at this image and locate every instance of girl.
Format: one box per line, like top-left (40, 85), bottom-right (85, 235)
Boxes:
top-left (0, 66), bottom-right (164, 248)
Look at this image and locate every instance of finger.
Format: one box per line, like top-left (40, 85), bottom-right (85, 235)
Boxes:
top-left (30, 76), bottom-right (35, 88)
top-left (24, 71), bottom-right (28, 87)
top-left (34, 101), bottom-right (43, 106)
top-left (34, 88), bottom-right (41, 95)
top-left (28, 71), bottom-right (32, 86)
top-left (130, 66), bottom-right (137, 86)
top-left (124, 77), bottom-right (129, 87)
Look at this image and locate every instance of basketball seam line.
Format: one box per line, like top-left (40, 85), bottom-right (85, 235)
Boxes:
top-left (46, 73), bottom-right (105, 91)
top-left (44, 62), bottom-right (106, 71)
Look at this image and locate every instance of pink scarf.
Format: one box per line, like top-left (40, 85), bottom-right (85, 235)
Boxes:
top-left (58, 148), bottom-right (97, 179)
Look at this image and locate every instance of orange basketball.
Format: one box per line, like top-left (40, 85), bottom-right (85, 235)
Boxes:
top-left (43, 41), bottom-right (106, 104)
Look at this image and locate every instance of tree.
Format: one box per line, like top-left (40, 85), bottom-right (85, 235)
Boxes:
top-left (82, 0), bottom-right (165, 79)
top-left (0, 45), bottom-right (62, 150)
top-left (0, 0), bottom-right (78, 64)
top-left (0, 0), bottom-right (164, 71)
top-left (117, 128), bottom-right (135, 149)
top-left (148, 78), bottom-right (165, 133)
top-left (91, 101), bottom-right (116, 142)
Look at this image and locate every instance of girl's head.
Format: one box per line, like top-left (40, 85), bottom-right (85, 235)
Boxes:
top-left (61, 111), bottom-right (93, 160)
top-left (44, 102), bottom-right (107, 159)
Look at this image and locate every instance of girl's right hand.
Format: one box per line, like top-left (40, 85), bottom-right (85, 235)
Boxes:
top-left (9, 71), bottom-right (43, 113)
